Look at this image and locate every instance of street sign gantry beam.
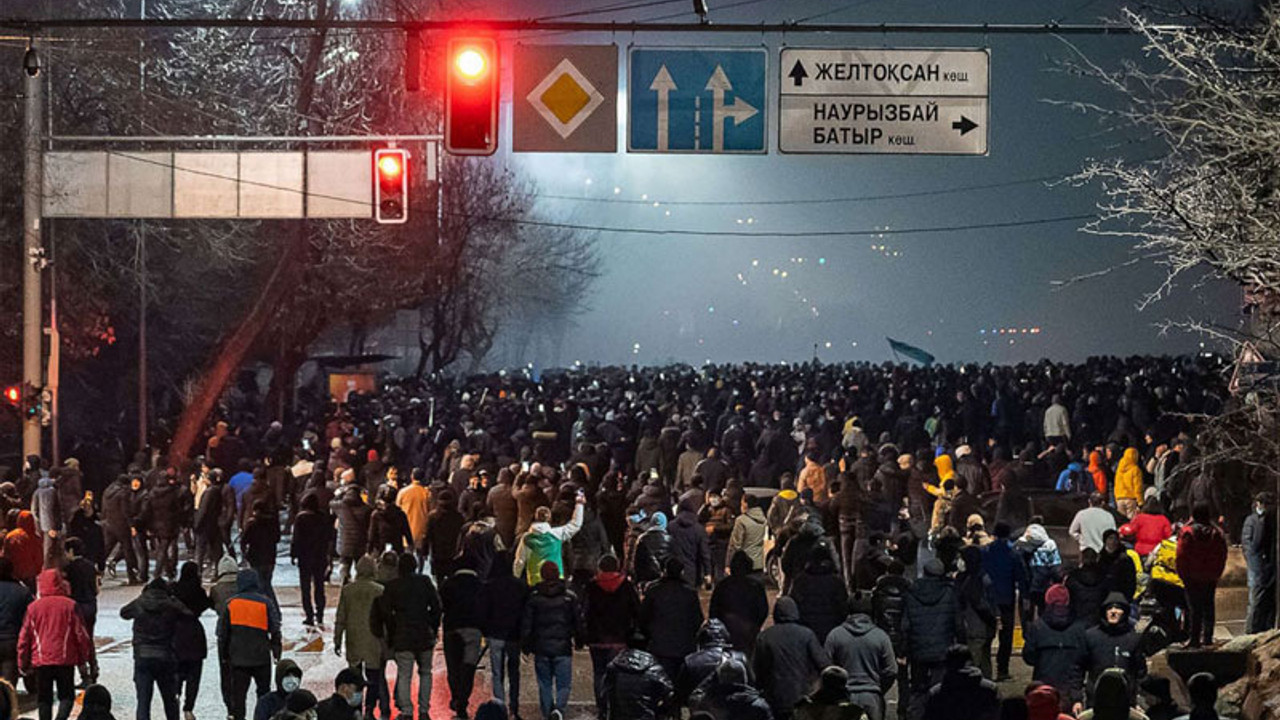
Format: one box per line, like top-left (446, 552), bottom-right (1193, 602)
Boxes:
top-left (0, 18), bottom-right (1159, 36)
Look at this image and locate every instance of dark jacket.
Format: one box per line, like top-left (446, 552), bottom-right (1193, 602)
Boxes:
top-left (424, 507), bottom-right (466, 572)
top-left (121, 579), bottom-right (192, 662)
top-left (688, 677), bottom-right (774, 720)
top-left (148, 483), bottom-right (183, 539)
top-left (584, 571), bottom-right (642, 646)
top-left (1083, 595), bottom-right (1145, 705)
top-left (870, 574), bottom-right (911, 658)
top-left (1243, 509), bottom-right (1276, 583)
top-left (193, 480), bottom-right (223, 536)
top-left (1065, 563), bottom-right (1108, 628)
top-left (752, 597), bottom-right (829, 716)
top-left (901, 574), bottom-right (960, 664)
top-left (240, 511), bottom-right (281, 569)
top-left (372, 571), bottom-right (442, 652)
top-left (66, 509), bottom-right (105, 570)
top-left (824, 612), bottom-right (897, 696)
top-left (0, 580), bottom-right (32, 642)
top-left (923, 666), bottom-right (1000, 720)
top-left (440, 568), bottom-right (487, 631)
top-left (790, 553), bottom-right (849, 644)
top-left (215, 569), bottom-right (281, 668)
top-left (980, 538), bottom-right (1027, 607)
top-left (481, 570), bottom-right (529, 642)
top-left (290, 509), bottom-right (333, 568)
top-left (334, 491), bottom-right (372, 559)
top-left (101, 479), bottom-right (131, 536)
top-left (1098, 548), bottom-right (1138, 605)
top-left (367, 503), bottom-right (414, 555)
top-left (253, 658), bottom-right (302, 720)
top-left (641, 576), bottom-right (704, 660)
top-left (709, 561), bottom-right (769, 653)
top-left (520, 577), bottom-right (581, 657)
top-left (315, 694), bottom-right (359, 720)
top-left (668, 510), bottom-right (712, 585)
top-left (603, 648), bottom-right (674, 720)
top-left (633, 527), bottom-right (672, 585)
top-left (675, 620), bottom-right (748, 705)
top-left (486, 482), bottom-right (519, 548)
top-left (173, 574), bottom-right (211, 662)
top-left (1022, 607), bottom-right (1087, 706)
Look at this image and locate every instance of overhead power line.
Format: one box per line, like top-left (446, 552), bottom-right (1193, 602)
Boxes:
top-left (538, 172), bottom-right (1071, 207)
top-left (465, 213), bottom-right (1097, 238)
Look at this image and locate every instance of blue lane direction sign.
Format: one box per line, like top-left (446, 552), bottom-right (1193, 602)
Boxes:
top-left (629, 48), bottom-right (767, 154)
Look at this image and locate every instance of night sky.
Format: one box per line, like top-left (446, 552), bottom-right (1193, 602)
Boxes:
top-left (481, 0), bottom-right (1250, 366)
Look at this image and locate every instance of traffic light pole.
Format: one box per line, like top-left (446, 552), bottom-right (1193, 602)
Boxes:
top-left (22, 44), bottom-right (44, 462)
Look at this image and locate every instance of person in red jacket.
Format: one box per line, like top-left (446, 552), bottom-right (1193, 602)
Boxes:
top-left (1120, 497), bottom-right (1174, 557)
top-left (18, 569), bottom-right (92, 720)
top-left (1175, 504), bottom-right (1229, 648)
top-left (5, 511), bottom-right (44, 592)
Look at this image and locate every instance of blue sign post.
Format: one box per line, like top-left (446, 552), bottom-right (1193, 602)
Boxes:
top-left (629, 48), bottom-right (767, 154)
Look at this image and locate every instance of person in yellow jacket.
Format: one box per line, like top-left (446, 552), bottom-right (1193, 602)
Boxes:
top-left (925, 455), bottom-right (957, 532)
top-left (1114, 447), bottom-right (1143, 519)
top-left (1144, 535), bottom-right (1186, 643)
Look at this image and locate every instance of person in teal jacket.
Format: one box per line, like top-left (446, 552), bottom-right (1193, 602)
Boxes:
top-left (514, 493), bottom-right (585, 585)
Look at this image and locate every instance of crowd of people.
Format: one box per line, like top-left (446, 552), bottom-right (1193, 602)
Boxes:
top-left (0, 356), bottom-right (1264, 720)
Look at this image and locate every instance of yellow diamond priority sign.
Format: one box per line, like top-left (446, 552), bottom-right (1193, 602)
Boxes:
top-left (515, 45), bottom-right (618, 152)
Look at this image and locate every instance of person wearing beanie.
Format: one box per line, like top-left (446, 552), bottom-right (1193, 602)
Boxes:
top-left (643, 558), bottom-right (705, 681)
top-left (901, 558), bottom-right (958, 720)
top-left (753, 596), bottom-right (829, 720)
top-left (1075, 669), bottom-right (1149, 720)
top-left (601, 630), bottom-right (674, 720)
top-left (521, 560), bottom-right (582, 720)
top-left (1082, 592), bottom-right (1145, 713)
top-left (792, 666), bottom-right (865, 720)
top-left (513, 493), bottom-right (585, 587)
top-left (80, 684), bottom-right (117, 720)
top-left (1025, 684), bottom-right (1074, 720)
top-left (583, 554), bottom-right (642, 715)
top-left (824, 593), bottom-right (896, 720)
top-left (372, 554), bottom-right (441, 720)
top-left (1022, 583), bottom-right (1087, 713)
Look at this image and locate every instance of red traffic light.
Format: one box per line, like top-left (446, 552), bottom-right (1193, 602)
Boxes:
top-left (2, 385), bottom-right (19, 406)
top-left (377, 153), bottom-right (403, 180)
top-left (445, 37), bottom-right (498, 156)
top-left (374, 148), bottom-right (409, 224)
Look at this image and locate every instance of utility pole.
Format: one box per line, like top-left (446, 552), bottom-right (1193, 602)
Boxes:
top-left (22, 42), bottom-right (44, 462)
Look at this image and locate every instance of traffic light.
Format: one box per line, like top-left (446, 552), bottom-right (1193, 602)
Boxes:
top-left (2, 385), bottom-right (19, 409)
top-left (374, 148), bottom-right (409, 224)
top-left (445, 37), bottom-right (498, 156)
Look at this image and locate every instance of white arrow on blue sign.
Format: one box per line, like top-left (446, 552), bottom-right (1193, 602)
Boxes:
top-left (628, 48), bottom-right (767, 154)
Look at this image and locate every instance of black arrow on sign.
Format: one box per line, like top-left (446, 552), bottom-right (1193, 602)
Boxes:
top-left (952, 116), bottom-right (978, 136)
top-left (788, 60), bottom-right (809, 87)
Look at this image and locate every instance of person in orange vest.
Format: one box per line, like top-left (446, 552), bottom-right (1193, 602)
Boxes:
top-left (216, 569), bottom-right (282, 720)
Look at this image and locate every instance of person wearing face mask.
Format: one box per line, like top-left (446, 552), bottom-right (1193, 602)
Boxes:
top-left (253, 659), bottom-right (303, 720)
top-left (1241, 492), bottom-right (1276, 633)
top-left (316, 668), bottom-right (365, 720)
